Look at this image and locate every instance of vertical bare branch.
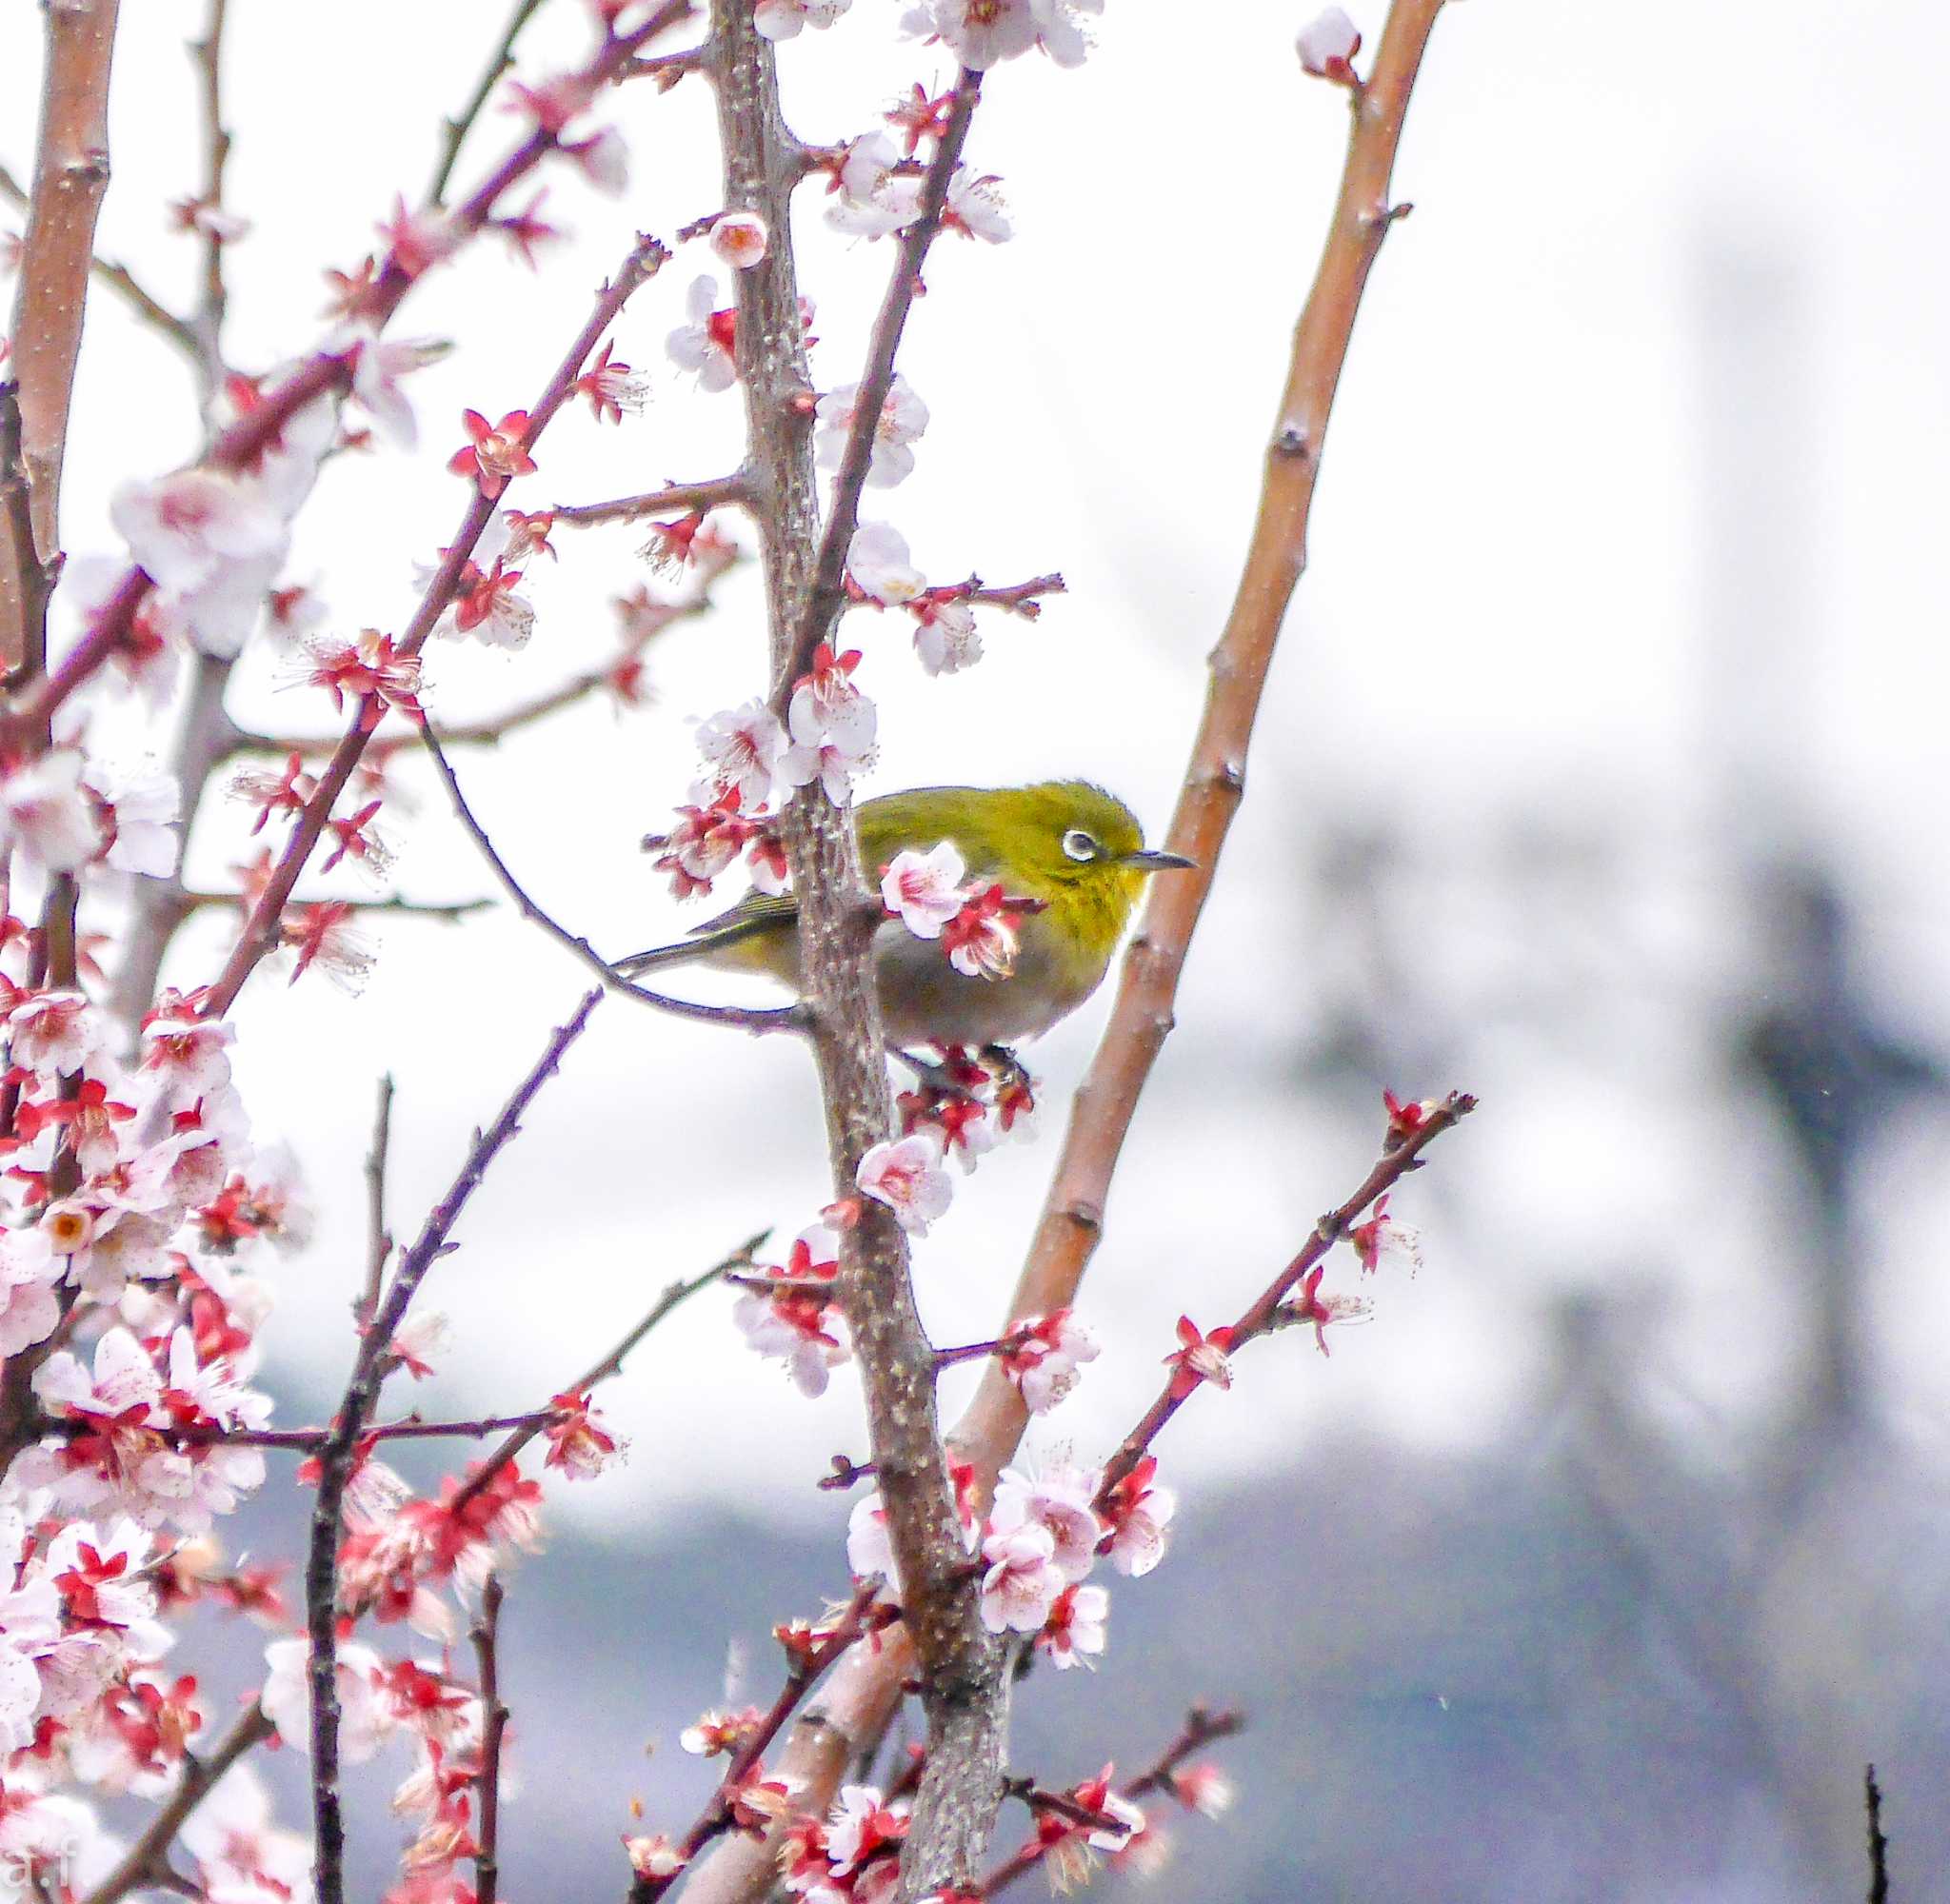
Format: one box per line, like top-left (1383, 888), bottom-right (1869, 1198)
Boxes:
top-left (707, 5), bottom-right (1016, 1894)
top-left (187, 0), bottom-right (233, 400)
top-left (681, 8), bottom-right (1453, 1897)
top-left (0, 0), bottom-right (123, 678)
top-left (362, 1072), bottom-right (395, 1319)
top-left (471, 1576), bottom-right (509, 1904)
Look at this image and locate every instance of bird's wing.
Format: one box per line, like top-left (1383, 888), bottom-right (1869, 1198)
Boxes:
top-left (684, 785), bottom-right (997, 942)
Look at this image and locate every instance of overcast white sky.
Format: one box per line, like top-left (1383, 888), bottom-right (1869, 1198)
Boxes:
top-left (6, 0), bottom-right (1950, 1537)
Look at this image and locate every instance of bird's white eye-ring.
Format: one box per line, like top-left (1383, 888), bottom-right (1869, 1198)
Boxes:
top-left (1062, 828), bottom-right (1099, 863)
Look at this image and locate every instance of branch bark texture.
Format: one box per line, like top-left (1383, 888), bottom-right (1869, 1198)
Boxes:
top-left (1, 0), bottom-right (122, 677)
top-left (682, 6), bottom-right (1453, 1897)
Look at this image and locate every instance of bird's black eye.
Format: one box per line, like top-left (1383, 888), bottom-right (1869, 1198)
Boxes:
top-left (1062, 828), bottom-right (1099, 863)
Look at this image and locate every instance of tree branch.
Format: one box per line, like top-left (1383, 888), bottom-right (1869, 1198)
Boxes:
top-left (428, 0), bottom-right (550, 209)
top-left (79, 1702), bottom-right (275, 1904)
top-left (553, 473), bottom-right (749, 526)
top-left (416, 718), bottom-right (808, 1035)
top-left (0, 0), bottom-right (121, 678)
top-left (471, 1575), bottom-right (509, 1904)
top-left (682, 7), bottom-right (1456, 1895)
top-left (187, 0), bottom-right (232, 398)
top-left (196, 229), bottom-right (672, 1020)
top-left (303, 990), bottom-right (601, 1904)
top-left (0, 160), bottom-right (197, 364)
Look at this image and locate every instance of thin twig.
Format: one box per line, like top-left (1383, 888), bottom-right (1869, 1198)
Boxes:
top-left (0, 0), bottom-right (695, 752)
top-left (554, 473), bottom-right (750, 526)
top-left (1865, 1764), bottom-right (1890, 1904)
top-left (1096, 1093), bottom-right (1474, 1498)
top-left (303, 991), bottom-right (601, 1904)
top-left (363, 1073), bottom-right (394, 1319)
top-left (628, 1584), bottom-right (893, 1901)
top-left (775, 67), bottom-right (982, 707)
top-left (0, 160), bottom-right (199, 362)
top-left (187, 0), bottom-right (232, 397)
top-left (472, 1576), bottom-right (510, 1904)
top-left (0, 383), bottom-right (53, 690)
top-left (428, 0), bottom-right (550, 209)
top-left (416, 719), bottom-right (807, 1035)
top-left (197, 230), bottom-right (673, 1019)
top-left (80, 1702), bottom-right (276, 1904)
top-left (450, 1228), bottom-right (766, 1515)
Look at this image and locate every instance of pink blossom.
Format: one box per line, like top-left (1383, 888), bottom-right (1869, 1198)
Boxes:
top-left (905, 0), bottom-right (1041, 68)
top-left (855, 1131), bottom-right (953, 1236)
top-left (345, 327), bottom-right (448, 448)
top-left (824, 134), bottom-right (924, 240)
top-left (8, 990), bottom-right (107, 1077)
top-left (261, 1636), bottom-right (396, 1762)
top-left (880, 842), bottom-right (967, 939)
top-left (567, 125), bottom-right (630, 197)
top-left (989, 1461), bottom-right (1104, 1582)
top-left (109, 468), bottom-right (285, 596)
top-left (81, 759), bottom-right (181, 877)
top-left (1297, 5), bottom-right (1363, 79)
top-left (1164, 1314), bottom-right (1237, 1398)
top-left (697, 699), bottom-right (790, 809)
top-left (815, 375), bottom-right (929, 488)
top-left (943, 884), bottom-right (1021, 980)
top-left (625, 1835), bottom-right (688, 1881)
top-left (911, 596), bottom-right (982, 676)
top-left (777, 728), bottom-right (867, 807)
top-left (574, 339), bottom-right (649, 424)
top-left (448, 409), bottom-right (536, 499)
top-left (0, 1508), bottom-right (60, 1752)
top-left (1348, 1191), bottom-right (1423, 1274)
top-left (1, 751), bottom-right (105, 873)
top-left (944, 169), bottom-right (1012, 243)
top-left (543, 1389), bottom-right (626, 1478)
top-left (734, 1224), bottom-right (851, 1398)
top-left (826, 1783), bottom-right (907, 1874)
top-left (0, 1225), bottom-right (60, 1358)
top-left (848, 522), bottom-right (927, 604)
top-left (1038, 1581), bottom-right (1108, 1670)
top-left (1001, 1309), bottom-right (1100, 1415)
top-left (787, 645), bottom-right (878, 767)
top-left (1100, 1457), bottom-right (1176, 1577)
top-left (708, 211), bottom-right (770, 268)
top-left (140, 1007), bottom-right (235, 1105)
top-left (180, 1764), bottom-right (311, 1900)
top-left (978, 1521), bottom-right (1065, 1634)
top-left (755, 0), bottom-right (851, 37)
top-left (846, 1491), bottom-right (899, 1590)
top-left (667, 275), bottom-right (738, 392)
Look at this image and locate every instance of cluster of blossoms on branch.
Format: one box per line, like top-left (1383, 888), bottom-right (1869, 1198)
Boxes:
top-left (0, 0), bottom-right (1462, 1891)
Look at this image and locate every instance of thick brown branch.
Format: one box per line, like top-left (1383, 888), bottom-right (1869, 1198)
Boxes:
top-left (303, 991), bottom-right (601, 1904)
top-left (0, 0), bottom-right (121, 677)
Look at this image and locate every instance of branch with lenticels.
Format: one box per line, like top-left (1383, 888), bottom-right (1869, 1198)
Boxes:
top-left (706, 0), bottom-right (1009, 1893)
top-left (680, 4), bottom-right (1456, 1897)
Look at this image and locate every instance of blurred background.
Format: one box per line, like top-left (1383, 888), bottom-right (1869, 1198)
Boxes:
top-left (10, 0), bottom-right (1950, 1895)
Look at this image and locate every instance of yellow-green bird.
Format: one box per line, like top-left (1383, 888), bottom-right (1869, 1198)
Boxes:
top-left (619, 782), bottom-right (1193, 1049)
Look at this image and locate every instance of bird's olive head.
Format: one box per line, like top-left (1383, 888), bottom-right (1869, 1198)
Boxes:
top-left (1012, 781), bottom-right (1196, 889)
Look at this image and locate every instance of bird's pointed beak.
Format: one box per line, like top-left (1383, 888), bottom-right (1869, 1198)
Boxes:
top-left (1119, 847), bottom-right (1198, 872)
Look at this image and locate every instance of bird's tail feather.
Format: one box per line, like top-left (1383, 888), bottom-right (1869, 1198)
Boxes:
top-left (612, 914), bottom-right (783, 979)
